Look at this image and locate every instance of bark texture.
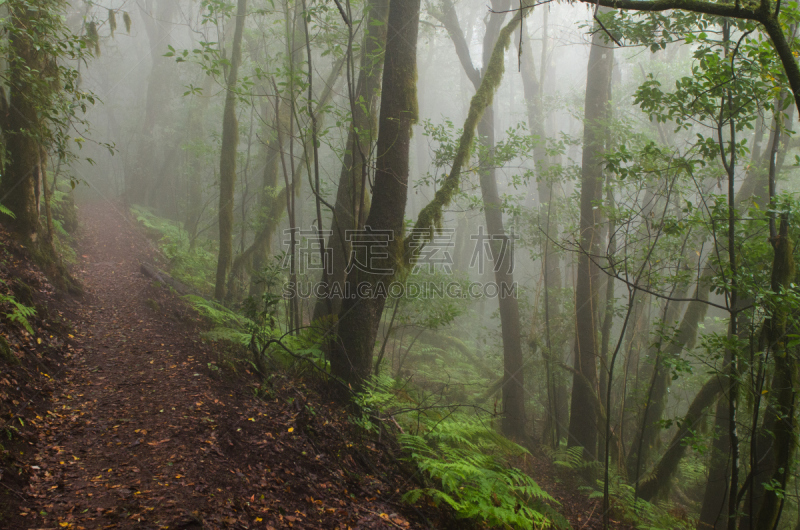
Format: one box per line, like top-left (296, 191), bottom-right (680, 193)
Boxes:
top-left (330, 0), bottom-right (420, 388)
top-left (313, 0), bottom-right (389, 323)
top-left (1, 1), bottom-right (46, 242)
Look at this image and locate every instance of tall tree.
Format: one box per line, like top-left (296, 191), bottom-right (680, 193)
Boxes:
top-left (214, 0), bottom-right (248, 301)
top-left (330, 0), bottom-right (421, 388)
top-left (753, 216), bottom-right (797, 528)
top-left (312, 0), bottom-right (389, 324)
top-left (517, 10), bottom-right (566, 447)
top-left (567, 20), bottom-right (614, 460)
top-left (1, 0), bottom-right (45, 243)
top-left (126, 0), bottom-right (178, 208)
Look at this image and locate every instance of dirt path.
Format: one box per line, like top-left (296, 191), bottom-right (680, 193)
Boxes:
top-left (18, 203), bottom-right (421, 529)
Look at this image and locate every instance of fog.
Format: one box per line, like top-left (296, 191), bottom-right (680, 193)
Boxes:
top-left (31, 0), bottom-right (800, 527)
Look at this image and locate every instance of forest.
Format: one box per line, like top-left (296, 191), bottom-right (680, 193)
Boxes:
top-left (2, 0), bottom-right (800, 528)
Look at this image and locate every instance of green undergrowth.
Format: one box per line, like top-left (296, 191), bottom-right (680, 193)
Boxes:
top-left (181, 279), bottom-right (567, 528)
top-left (131, 205), bottom-right (216, 294)
top-left (0, 281), bottom-right (36, 336)
top-left (545, 445), bottom-right (693, 529)
top-left (50, 189), bottom-right (78, 265)
top-left (0, 210), bottom-right (37, 335)
top-left (584, 478), bottom-right (694, 530)
top-left (185, 292), bottom-right (329, 377)
top-left (356, 376), bottom-right (569, 529)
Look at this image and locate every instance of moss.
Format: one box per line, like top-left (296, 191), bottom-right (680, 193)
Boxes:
top-left (145, 298), bottom-right (160, 312)
top-left (405, 5), bottom-right (527, 265)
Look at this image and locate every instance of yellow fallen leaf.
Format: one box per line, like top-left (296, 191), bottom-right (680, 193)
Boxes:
top-left (36, 338), bottom-right (41, 344)
top-left (248, 418), bottom-right (255, 422)
top-left (255, 517), bottom-right (263, 522)
top-left (288, 427), bottom-right (294, 433)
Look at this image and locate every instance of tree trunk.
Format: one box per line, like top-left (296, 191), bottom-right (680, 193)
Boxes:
top-left (753, 217), bottom-right (796, 529)
top-left (478, 0), bottom-right (526, 441)
top-left (330, 0), bottom-right (420, 389)
top-left (567, 22), bottom-right (614, 460)
top-left (2, 2), bottom-right (48, 243)
top-left (627, 257), bottom-right (706, 483)
top-left (227, 56), bottom-right (345, 299)
top-left (518, 13), bottom-right (565, 446)
top-left (635, 374), bottom-right (725, 501)
top-left (312, 0), bottom-right (389, 324)
top-left (213, 0), bottom-right (247, 301)
top-left (185, 76), bottom-right (215, 241)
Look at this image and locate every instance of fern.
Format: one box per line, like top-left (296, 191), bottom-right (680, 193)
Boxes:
top-left (399, 416), bottom-right (565, 529)
top-left (0, 281), bottom-right (35, 335)
top-left (583, 473), bottom-right (693, 530)
top-left (131, 206), bottom-right (217, 293)
top-left (0, 204), bottom-right (15, 219)
top-left (544, 443), bottom-right (602, 474)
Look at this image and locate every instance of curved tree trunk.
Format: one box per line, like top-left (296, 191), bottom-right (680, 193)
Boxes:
top-left (635, 374), bottom-right (725, 501)
top-left (432, 0), bottom-right (526, 440)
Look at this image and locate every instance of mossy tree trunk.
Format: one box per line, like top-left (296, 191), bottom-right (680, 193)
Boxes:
top-left (330, 0), bottom-right (420, 389)
top-left (2, 1), bottom-right (45, 243)
top-left (213, 0), bottom-right (247, 301)
top-left (434, 0), bottom-right (527, 440)
top-left (567, 21), bottom-right (614, 461)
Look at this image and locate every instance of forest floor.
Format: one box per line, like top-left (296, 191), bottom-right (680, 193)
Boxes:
top-left (0, 201), bottom-right (611, 529)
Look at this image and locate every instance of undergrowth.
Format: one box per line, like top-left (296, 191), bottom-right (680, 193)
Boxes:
top-left (356, 376), bottom-right (568, 529)
top-left (0, 280), bottom-right (36, 335)
top-left (584, 477), bottom-right (693, 530)
top-left (131, 205), bottom-right (217, 294)
top-left (545, 444), bottom-right (693, 529)
top-left (129, 209), bottom-right (572, 529)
